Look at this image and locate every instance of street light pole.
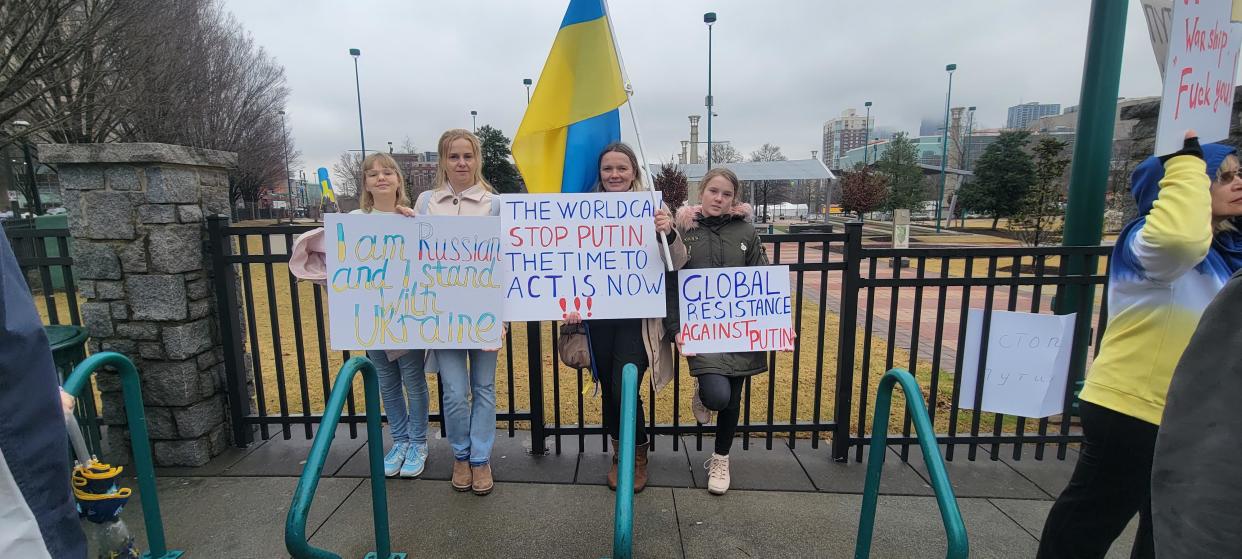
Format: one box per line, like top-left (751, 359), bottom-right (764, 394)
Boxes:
top-left (278, 110), bottom-right (292, 223)
top-left (936, 63), bottom-right (957, 233)
top-left (523, 78), bottom-right (533, 105)
top-left (11, 120), bottom-right (41, 216)
top-left (470, 110), bottom-right (478, 132)
top-left (704, 12), bottom-right (716, 170)
top-left (349, 48), bottom-right (366, 157)
top-left (863, 101), bottom-right (873, 165)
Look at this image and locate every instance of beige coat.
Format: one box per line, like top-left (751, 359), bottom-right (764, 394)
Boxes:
top-left (643, 224), bottom-right (688, 393)
top-left (414, 185), bottom-right (500, 217)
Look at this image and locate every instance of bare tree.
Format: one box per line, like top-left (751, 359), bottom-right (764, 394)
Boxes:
top-left (399, 135), bottom-right (418, 154)
top-left (710, 143), bottom-right (742, 164)
top-left (332, 151), bottom-right (364, 198)
top-left (749, 143), bottom-right (788, 221)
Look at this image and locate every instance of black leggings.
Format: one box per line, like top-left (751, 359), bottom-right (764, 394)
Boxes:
top-left (1036, 401), bottom-right (1156, 559)
top-left (698, 373), bottom-right (746, 456)
top-left (588, 319), bottom-right (649, 446)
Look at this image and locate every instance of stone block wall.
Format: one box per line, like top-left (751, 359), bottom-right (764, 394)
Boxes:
top-left (41, 143), bottom-right (238, 467)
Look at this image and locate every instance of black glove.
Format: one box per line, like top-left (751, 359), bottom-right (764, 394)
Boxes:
top-left (1159, 135), bottom-right (1204, 164)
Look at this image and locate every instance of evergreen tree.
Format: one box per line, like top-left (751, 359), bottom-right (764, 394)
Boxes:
top-left (956, 130), bottom-right (1034, 230)
top-left (476, 125), bottom-right (522, 193)
top-left (877, 133), bottom-right (925, 212)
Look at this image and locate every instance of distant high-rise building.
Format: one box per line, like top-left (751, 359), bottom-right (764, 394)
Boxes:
top-left (1007, 102), bottom-right (1061, 130)
top-left (822, 108), bottom-right (872, 169)
top-left (919, 117), bottom-right (943, 137)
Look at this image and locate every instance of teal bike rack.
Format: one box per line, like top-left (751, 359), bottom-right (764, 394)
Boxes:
top-left (611, 363), bottom-right (639, 559)
top-left (855, 369), bottom-right (968, 559)
top-left (62, 351), bottom-right (183, 559)
top-left (285, 357), bottom-right (406, 559)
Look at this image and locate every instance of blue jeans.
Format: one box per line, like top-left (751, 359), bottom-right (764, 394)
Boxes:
top-left (366, 349), bottom-right (428, 445)
top-left (435, 349), bottom-right (498, 466)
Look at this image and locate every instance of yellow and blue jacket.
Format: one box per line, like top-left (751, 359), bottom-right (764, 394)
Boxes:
top-left (1083, 143), bottom-right (1242, 425)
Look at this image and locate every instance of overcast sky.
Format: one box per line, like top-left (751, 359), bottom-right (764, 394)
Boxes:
top-left (220, 0), bottom-right (1168, 177)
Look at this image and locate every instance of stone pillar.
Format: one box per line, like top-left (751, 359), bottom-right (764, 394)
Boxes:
top-left (41, 143), bottom-right (237, 467)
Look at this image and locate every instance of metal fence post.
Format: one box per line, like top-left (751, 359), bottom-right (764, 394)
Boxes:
top-left (526, 321), bottom-right (547, 455)
top-left (832, 222), bottom-right (863, 461)
top-left (207, 215), bottom-right (253, 447)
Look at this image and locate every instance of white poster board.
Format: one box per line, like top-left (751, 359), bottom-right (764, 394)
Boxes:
top-left (892, 209), bottom-right (911, 249)
top-left (957, 309), bottom-right (1076, 418)
top-left (677, 265), bottom-right (795, 354)
top-left (324, 213), bottom-right (504, 350)
top-left (500, 192), bottom-right (667, 321)
top-left (1154, 0), bottom-right (1242, 154)
top-left (1142, 0), bottom-right (1175, 80)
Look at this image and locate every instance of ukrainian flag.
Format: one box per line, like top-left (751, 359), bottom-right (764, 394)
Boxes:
top-left (513, 0), bottom-right (628, 193)
top-left (316, 167), bottom-right (336, 203)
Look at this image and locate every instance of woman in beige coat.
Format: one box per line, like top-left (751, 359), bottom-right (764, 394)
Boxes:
top-left (563, 143), bottom-right (687, 493)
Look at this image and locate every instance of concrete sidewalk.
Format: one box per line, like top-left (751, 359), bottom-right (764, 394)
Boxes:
top-left (118, 430), bottom-right (1137, 558)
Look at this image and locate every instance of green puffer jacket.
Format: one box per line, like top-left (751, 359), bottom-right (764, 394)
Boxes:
top-left (664, 203), bottom-right (770, 378)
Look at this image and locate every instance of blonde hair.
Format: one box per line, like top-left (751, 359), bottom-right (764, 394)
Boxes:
top-left (359, 153), bottom-right (409, 212)
top-left (698, 167), bottom-right (741, 200)
top-left (435, 129), bottom-right (495, 193)
top-left (593, 142), bottom-right (646, 192)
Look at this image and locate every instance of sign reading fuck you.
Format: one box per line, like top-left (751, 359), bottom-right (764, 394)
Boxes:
top-left (324, 214), bottom-right (504, 350)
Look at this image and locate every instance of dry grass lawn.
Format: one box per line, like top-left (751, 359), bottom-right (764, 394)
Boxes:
top-left (30, 232), bottom-right (1067, 446)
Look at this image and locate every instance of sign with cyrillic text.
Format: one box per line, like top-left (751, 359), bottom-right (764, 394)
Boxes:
top-left (324, 214), bottom-right (503, 350)
top-left (1155, 0), bottom-right (1242, 154)
top-left (677, 265), bottom-right (795, 354)
top-left (500, 193), bottom-right (666, 321)
top-left (958, 309), bottom-right (1076, 418)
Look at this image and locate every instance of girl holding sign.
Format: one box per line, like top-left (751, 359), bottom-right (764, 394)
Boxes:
top-left (667, 167), bottom-right (785, 496)
top-left (289, 153), bottom-right (432, 480)
top-left (1039, 133), bottom-right (1242, 558)
top-left (563, 143), bottom-right (687, 493)
top-left (404, 129), bottom-right (504, 496)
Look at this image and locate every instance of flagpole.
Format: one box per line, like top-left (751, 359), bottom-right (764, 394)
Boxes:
top-left (602, 0), bottom-right (674, 272)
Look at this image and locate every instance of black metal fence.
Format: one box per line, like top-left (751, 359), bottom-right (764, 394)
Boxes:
top-left (3, 224), bottom-right (103, 454)
top-left (206, 217), bottom-right (1109, 461)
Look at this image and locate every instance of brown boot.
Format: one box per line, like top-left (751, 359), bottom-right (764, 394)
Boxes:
top-left (634, 442), bottom-right (650, 493)
top-left (451, 460), bottom-right (471, 492)
top-left (607, 438), bottom-right (620, 491)
top-left (471, 463), bottom-right (494, 496)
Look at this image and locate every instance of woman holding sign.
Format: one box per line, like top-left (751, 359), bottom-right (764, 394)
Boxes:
top-left (667, 167), bottom-right (780, 496)
top-left (290, 153), bottom-right (433, 480)
top-left (1038, 133), bottom-right (1242, 558)
top-left (405, 129), bottom-right (505, 496)
top-left (563, 142), bottom-right (687, 493)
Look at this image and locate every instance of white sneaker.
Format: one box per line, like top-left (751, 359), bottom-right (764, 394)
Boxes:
top-left (705, 453), bottom-right (730, 495)
top-left (691, 381), bottom-right (713, 424)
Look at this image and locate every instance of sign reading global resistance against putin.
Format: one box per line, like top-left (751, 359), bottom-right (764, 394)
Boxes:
top-left (677, 265), bottom-right (796, 354)
top-left (500, 192), bottom-right (668, 321)
top-left (323, 213), bottom-right (504, 350)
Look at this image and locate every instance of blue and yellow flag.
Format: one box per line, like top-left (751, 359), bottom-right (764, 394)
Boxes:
top-left (512, 0), bottom-right (628, 193)
top-left (316, 167), bottom-right (336, 203)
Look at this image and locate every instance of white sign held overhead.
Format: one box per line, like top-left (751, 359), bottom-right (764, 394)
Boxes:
top-left (958, 309), bottom-right (1077, 419)
top-left (1155, 0), bottom-right (1242, 155)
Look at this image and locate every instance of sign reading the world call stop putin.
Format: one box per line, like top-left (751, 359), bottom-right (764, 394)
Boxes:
top-left (677, 265), bottom-right (796, 354)
top-left (1154, 0), bottom-right (1242, 155)
top-left (500, 192), bottom-right (668, 321)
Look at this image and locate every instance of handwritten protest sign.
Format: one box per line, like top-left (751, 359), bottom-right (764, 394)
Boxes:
top-left (958, 309), bottom-right (1076, 418)
top-left (677, 265), bottom-right (794, 354)
top-left (500, 192), bottom-right (666, 321)
top-left (1155, 0), bottom-right (1242, 154)
top-left (324, 214), bottom-right (504, 350)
